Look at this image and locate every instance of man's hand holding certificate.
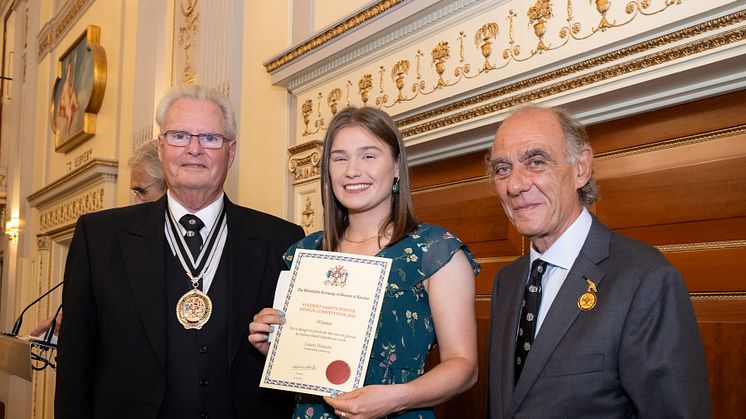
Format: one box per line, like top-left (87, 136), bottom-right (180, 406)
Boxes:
top-left (260, 249), bottom-right (391, 396)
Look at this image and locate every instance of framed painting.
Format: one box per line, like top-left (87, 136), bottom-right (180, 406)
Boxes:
top-left (50, 25), bottom-right (107, 153)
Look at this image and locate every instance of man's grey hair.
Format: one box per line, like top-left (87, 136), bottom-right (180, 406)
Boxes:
top-left (489, 104), bottom-right (599, 206)
top-left (155, 84), bottom-right (237, 141)
top-left (128, 139), bottom-right (166, 192)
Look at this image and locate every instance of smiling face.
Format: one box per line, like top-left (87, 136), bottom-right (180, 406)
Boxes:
top-left (157, 98), bottom-right (235, 210)
top-left (489, 108), bottom-right (592, 252)
top-left (328, 126), bottom-right (399, 223)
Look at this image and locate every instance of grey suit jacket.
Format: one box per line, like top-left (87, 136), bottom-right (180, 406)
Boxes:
top-left (487, 215), bottom-right (711, 419)
top-left (55, 195), bottom-right (304, 419)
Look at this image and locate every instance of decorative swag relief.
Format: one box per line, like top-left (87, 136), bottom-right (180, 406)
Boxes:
top-left (288, 140), bottom-right (324, 184)
top-left (39, 188), bottom-right (105, 232)
top-left (174, 0), bottom-right (201, 84)
top-left (296, 0), bottom-right (684, 137)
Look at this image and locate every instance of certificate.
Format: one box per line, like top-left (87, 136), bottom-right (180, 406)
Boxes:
top-left (260, 249), bottom-right (391, 396)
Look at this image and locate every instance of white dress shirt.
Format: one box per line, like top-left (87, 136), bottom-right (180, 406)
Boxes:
top-left (165, 191), bottom-right (228, 292)
top-left (529, 207), bottom-right (592, 335)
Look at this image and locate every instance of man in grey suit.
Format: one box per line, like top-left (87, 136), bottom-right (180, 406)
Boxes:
top-left (486, 105), bottom-right (711, 418)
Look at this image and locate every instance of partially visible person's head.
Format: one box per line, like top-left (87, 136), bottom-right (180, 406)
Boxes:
top-left (320, 106), bottom-right (418, 250)
top-left (488, 105), bottom-right (596, 252)
top-left (155, 84), bottom-right (237, 211)
top-left (128, 140), bottom-right (167, 203)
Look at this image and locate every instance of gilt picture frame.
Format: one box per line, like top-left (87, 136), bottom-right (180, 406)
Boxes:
top-left (50, 25), bottom-right (107, 153)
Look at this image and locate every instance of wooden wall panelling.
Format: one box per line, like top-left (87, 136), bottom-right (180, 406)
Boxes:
top-left (667, 248), bottom-right (746, 292)
top-left (612, 218), bottom-right (746, 248)
top-left (699, 321), bottom-right (746, 419)
top-left (427, 298), bottom-right (491, 419)
top-left (409, 151), bottom-right (490, 190)
top-left (595, 155), bottom-right (746, 292)
top-left (412, 183), bottom-right (512, 256)
top-left (411, 180), bottom-right (522, 296)
top-left (586, 90), bottom-right (746, 154)
top-left (693, 297), bottom-right (746, 419)
top-left (595, 156), bottom-right (746, 234)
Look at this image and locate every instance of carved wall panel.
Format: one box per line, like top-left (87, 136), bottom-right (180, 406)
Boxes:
top-left (288, 139), bottom-right (323, 185)
top-left (173, 0), bottom-right (201, 84)
top-left (28, 159), bottom-right (118, 235)
top-left (37, 0), bottom-right (95, 60)
top-left (38, 187), bottom-right (104, 233)
top-left (283, 0), bottom-right (739, 142)
top-left (294, 183), bottom-right (322, 235)
top-left (31, 234), bottom-right (54, 419)
top-left (288, 139), bottom-right (323, 234)
top-left (171, 0), bottom-right (240, 92)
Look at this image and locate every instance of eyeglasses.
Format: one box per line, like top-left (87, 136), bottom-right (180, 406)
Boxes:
top-left (159, 130), bottom-right (232, 149)
top-left (132, 183), bottom-right (156, 201)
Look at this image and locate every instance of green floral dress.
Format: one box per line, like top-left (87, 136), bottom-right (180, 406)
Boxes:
top-left (284, 224), bottom-right (480, 419)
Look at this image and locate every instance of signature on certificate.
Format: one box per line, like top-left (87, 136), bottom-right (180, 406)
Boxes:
top-left (292, 364), bottom-right (317, 371)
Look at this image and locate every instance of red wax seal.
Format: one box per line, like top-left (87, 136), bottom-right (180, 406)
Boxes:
top-left (326, 360), bottom-right (351, 385)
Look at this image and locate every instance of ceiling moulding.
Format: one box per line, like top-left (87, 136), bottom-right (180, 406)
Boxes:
top-left (283, 0), bottom-right (745, 162)
top-left (405, 45), bottom-right (746, 166)
top-left (37, 0), bottom-right (94, 60)
top-left (269, 1), bottom-right (741, 94)
top-left (395, 10), bottom-right (746, 130)
top-left (264, 0), bottom-right (486, 89)
top-left (401, 14), bottom-right (746, 137)
top-left (264, 0), bottom-right (409, 73)
top-left (292, 1), bottom-right (742, 118)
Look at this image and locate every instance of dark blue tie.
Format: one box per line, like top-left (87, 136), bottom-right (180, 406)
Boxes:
top-left (515, 259), bottom-right (548, 385)
top-left (179, 214), bottom-right (204, 259)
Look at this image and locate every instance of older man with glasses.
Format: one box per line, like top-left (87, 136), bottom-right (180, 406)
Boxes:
top-left (129, 139), bottom-right (167, 203)
top-left (55, 84), bottom-right (304, 419)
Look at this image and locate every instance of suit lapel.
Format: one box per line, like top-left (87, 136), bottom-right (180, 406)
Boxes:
top-left (508, 216), bottom-right (611, 415)
top-left (120, 197), bottom-right (168, 369)
top-left (225, 199), bottom-right (271, 364)
top-left (498, 257), bottom-right (529, 417)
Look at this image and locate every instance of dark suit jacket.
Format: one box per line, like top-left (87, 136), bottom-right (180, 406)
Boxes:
top-left (55, 196), bottom-right (304, 419)
top-left (487, 215), bottom-right (711, 419)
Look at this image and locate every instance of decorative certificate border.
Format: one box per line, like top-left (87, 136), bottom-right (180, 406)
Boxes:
top-left (262, 249), bottom-right (391, 395)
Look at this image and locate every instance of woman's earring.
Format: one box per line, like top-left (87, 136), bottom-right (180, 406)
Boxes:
top-left (392, 177), bottom-right (400, 194)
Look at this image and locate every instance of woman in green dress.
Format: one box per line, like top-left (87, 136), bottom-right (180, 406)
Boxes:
top-left (249, 107), bottom-right (479, 419)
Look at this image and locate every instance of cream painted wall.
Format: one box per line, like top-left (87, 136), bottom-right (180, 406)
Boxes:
top-left (238, 1), bottom-right (293, 216)
top-left (239, 0), bottom-right (377, 218)
top-left (0, 6), bottom-right (30, 416)
top-left (314, 0), bottom-right (371, 32)
top-left (114, 0), bottom-right (140, 207)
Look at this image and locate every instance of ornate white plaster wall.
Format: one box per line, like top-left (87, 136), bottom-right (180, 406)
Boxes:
top-left (264, 0), bottom-right (746, 228)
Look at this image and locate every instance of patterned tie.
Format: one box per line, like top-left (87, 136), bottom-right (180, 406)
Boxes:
top-left (515, 259), bottom-right (548, 385)
top-left (179, 214), bottom-right (204, 259)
